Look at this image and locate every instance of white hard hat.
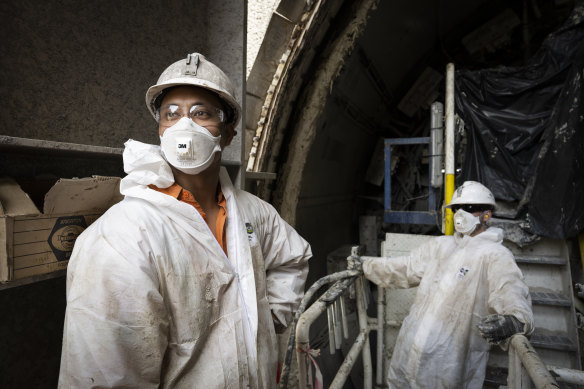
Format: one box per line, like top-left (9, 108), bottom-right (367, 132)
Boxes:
top-left (446, 180), bottom-right (496, 208)
top-left (145, 53), bottom-right (241, 126)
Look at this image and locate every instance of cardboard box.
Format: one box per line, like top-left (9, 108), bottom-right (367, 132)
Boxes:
top-left (0, 176), bottom-right (123, 282)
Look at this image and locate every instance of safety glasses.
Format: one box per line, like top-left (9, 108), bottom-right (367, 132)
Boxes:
top-left (451, 204), bottom-right (491, 213)
top-left (157, 104), bottom-right (225, 127)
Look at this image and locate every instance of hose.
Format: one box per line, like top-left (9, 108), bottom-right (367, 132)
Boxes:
top-left (278, 269), bottom-right (362, 388)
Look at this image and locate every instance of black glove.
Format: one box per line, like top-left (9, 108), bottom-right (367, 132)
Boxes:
top-left (477, 314), bottom-right (524, 345)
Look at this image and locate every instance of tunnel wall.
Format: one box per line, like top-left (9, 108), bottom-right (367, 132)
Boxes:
top-left (0, 0), bottom-right (244, 150)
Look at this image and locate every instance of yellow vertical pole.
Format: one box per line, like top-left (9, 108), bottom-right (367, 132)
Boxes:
top-left (445, 175), bottom-right (455, 234)
top-left (444, 63), bottom-right (456, 235)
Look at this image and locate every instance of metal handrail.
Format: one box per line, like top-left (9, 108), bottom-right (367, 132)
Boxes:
top-left (278, 269), bottom-right (361, 388)
top-left (508, 335), bottom-right (584, 387)
top-left (508, 334), bottom-right (559, 388)
top-left (284, 262), bottom-right (583, 388)
top-left (547, 365), bottom-right (584, 385)
top-left (294, 274), bottom-right (372, 389)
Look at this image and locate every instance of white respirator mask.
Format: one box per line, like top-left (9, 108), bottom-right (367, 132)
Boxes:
top-left (453, 209), bottom-right (482, 235)
top-left (160, 117), bottom-right (222, 175)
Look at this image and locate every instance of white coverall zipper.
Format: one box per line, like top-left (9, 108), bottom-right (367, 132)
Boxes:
top-left (190, 201), bottom-right (259, 372)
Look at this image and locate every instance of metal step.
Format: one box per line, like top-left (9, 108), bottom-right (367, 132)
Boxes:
top-left (531, 291), bottom-right (573, 307)
top-left (515, 255), bottom-right (568, 266)
top-left (531, 333), bottom-right (578, 352)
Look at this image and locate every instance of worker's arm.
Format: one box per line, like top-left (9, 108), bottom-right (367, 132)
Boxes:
top-left (361, 240), bottom-right (435, 289)
top-left (59, 217), bottom-right (167, 388)
top-left (255, 201), bottom-right (311, 328)
top-left (480, 247), bottom-right (534, 344)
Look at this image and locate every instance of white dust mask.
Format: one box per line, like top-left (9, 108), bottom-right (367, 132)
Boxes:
top-left (453, 209), bottom-right (481, 235)
top-left (160, 117), bottom-right (222, 175)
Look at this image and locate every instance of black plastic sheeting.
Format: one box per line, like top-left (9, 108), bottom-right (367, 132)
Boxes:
top-left (455, 2), bottom-right (584, 240)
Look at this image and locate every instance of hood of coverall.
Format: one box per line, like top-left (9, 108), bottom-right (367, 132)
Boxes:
top-left (454, 225), bottom-right (504, 247)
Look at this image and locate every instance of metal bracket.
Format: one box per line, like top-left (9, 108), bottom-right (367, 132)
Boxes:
top-left (185, 53), bottom-right (200, 76)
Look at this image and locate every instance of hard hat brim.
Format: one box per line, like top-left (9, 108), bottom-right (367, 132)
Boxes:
top-left (445, 201), bottom-right (496, 209)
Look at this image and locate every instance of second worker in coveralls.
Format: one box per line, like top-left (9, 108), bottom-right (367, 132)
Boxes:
top-left (351, 181), bottom-right (534, 388)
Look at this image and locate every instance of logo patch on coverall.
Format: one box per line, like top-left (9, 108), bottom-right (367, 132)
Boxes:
top-left (245, 222), bottom-right (259, 246)
top-left (456, 267), bottom-right (469, 279)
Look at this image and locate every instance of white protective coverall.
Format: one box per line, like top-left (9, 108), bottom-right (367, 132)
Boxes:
top-left (363, 228), bottom-right (533, 389)
top-left (58, 140), bottom-right (311, 388)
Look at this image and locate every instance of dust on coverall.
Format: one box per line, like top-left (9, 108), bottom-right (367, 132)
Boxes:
top-left (58, 140), bottom-right (312, 388)
top-left (363, 228), bottom-right (533, 389)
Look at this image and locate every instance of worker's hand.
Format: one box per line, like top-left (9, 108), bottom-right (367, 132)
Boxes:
top-left (347, 254), bottom-right (364, 272)
top-left (477, 314), bottom-right (524, 345)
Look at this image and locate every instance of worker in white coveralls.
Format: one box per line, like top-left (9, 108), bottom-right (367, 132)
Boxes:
top-left (58, 53), bottom-right (312, 388)
top-left (350, 181), bottom-right (534, 388)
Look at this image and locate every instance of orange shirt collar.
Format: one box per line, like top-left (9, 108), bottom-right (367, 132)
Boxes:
top-left (148, 183), bottom-right (228, 255)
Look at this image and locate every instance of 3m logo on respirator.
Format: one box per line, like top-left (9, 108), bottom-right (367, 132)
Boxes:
top-left (175, 137), bottom-right (193, 160)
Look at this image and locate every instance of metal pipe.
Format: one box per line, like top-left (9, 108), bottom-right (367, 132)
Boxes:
top-left (509, 335), bottom-right (559, 389)
top-left (296, 299), bottom-right (327, 389)
top-left (367, 317), bottom-right (399, 328)
top-left (333, 299), bottom-right (343, 349)
top-left (383, 288), bottom-right (393, 385)
top-left (444, 63), bottom-right (456, 235)
top-left (508, 343), bottom-right (520, 388)
top-left (430, 101), bottom-right (444, 188)
top-left (293, 275), bottom-right (360, 389)
top-left (340, 295), bottom-right (349, 339)
top-left (329, 332), bottom-right (368, 388)
top-left (327, 304), bottom-right (336, 354)
top-left (280, 270), bottom-right (360, 388)
top-left (356, 276), bottom-right (373, 389)
top-left (547, 366), bottom-right (584, 385)
top-left (361, 277), bottom-right (369, 307)
top-left (376, 285), bottom-right (385, 386)
top-left (287, 247), bottom-right (376, 389)
top-left (508, 344), bottom-right (533, 388)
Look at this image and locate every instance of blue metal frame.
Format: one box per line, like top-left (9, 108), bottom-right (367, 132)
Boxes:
top-left (384, 138), bottom-right (438, 225)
